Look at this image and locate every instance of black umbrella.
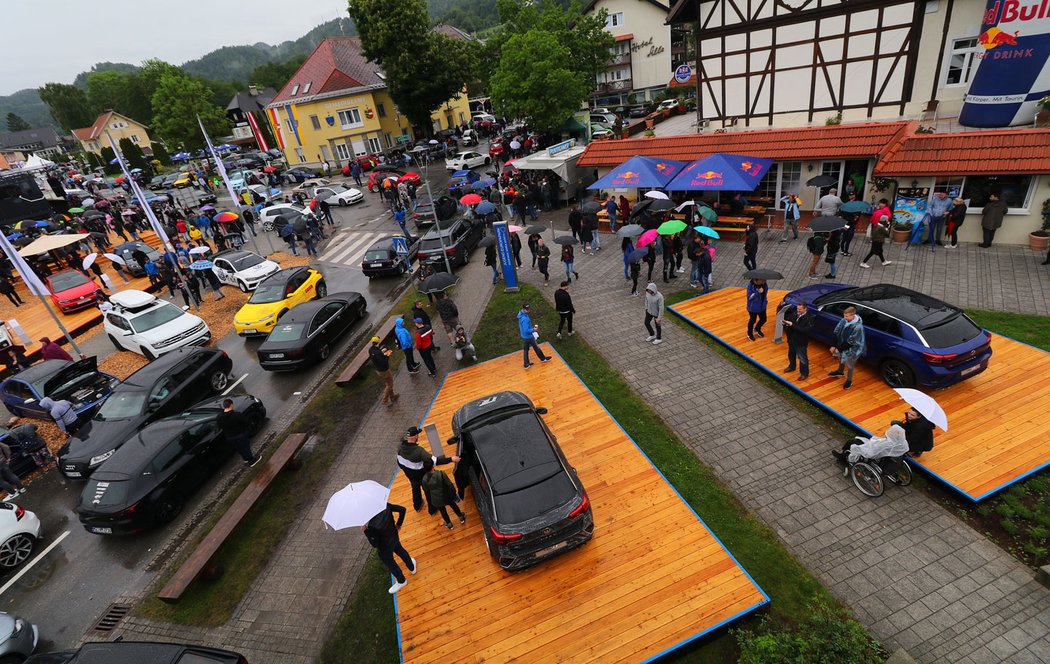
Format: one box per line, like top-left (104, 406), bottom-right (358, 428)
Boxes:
top-left (553, 235), bottom-right (578, 245)
top-left (808, 216), bottom-right (849, 233)
top-left (479, 235), bottom-right (497, 247)
top-left (580, 201), bottom-right (602, 214)
top-left (616, 224), bottom-right (644, 237)
top-left (421, 272), bottom-right (460, 293)
top-left (743, 269), bottom-right (784, 280)
top-left (82, 210), bottom-right (105, 220)
top-left (806, 174), bottom-right (837, 187)
top-left (524, 225), bottom-right (547, 235)
top-left (630, 199), bottom-right (654, 217)
top-left (649, 199), bottom-right (675, 212)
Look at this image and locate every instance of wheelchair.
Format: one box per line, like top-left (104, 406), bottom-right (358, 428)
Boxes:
top-left (844, 454), bottom-right (913, 497)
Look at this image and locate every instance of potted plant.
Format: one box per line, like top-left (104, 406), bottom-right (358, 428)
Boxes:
top-left (1031, 198), bottom-right (1050, 251)
top-left (891, 220), bottom-right (913, 244)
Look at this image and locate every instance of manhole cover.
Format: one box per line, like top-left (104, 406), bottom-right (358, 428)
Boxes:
top-left (89, 603), bottom-right (130, 634)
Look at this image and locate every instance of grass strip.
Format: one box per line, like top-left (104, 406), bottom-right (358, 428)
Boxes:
top-left (966, 308), bottom-right (1050, 351)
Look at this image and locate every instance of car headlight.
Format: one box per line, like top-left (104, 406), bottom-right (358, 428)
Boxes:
top-left (89, 449), bottom-right (115, 466)
top-left (12, 618), bottom-right (25, 638)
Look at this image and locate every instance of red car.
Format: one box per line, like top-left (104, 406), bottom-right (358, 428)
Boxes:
top-left (367, 168), bottom-right (422, 193)
top-left (47, 270), bottom-right (102, 313)
top-left (489, 141), bottom-right (505, 159)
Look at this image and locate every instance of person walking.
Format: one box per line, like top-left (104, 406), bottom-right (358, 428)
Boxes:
top-left (217, 399), bottom-right (261, 466)
top-left (394, 317), bottom-right (420, 374)
top-left (643, 243), bottom-right (656, 283)
top-left (518, 303), bottom-right (550, 368)
top-left (779, 193), bottom-right (801, 242)
top-left (824, 229), bottom-right (841, 280)
top-left (568, 205), bottom-right (582, 242)
top-left (510, 232), bottom-right (523, 268)
top-left (350, 160), bottom-right (363, 187)
top-left (946, 196), bottom-right (967, 248)
top-left (318, 198), bottom-right (335, 227)
top-left (536, 238), bottom-right (551, 285)
top-left (605, 195), bottom-right (618, 233)
top-left (0, 278), bottom-right (22, 307)
top-left (628, 253), bottom-right (641, 296)
top-left (860, 215), bottom-right (892, 268)
top-left (814, 188), bottom-right (843, 217)
top-left (362, 502), bottom-right (416, 595)
top-left (829, 306), bottom-right (865, 389)
top-left (422, 460), bottom-right (466, 529)
top-left (396, 426), bottom-right (458, 512)
top-left (561, 243), bottom-right (578, 282)
top-left (782, 301), bottom-right (814, 380)
top-left (745, 278), bottom-right (769, 341)
top-left (661, 235), bottom-right (676, 283)
top-left (555, 280), bottom-right (575, 339)
top-left (978, 193), bottom-right (1008, 248)
top-left (202, 267), bottom-right (225, 300)
top-left (926, 191), bottom-right (952, 250)
top-left (38, 338), bottom-right (73, 362)
top-left (839, 194), bottom-right (860, 256)
top-left (586, 213), bottom-right (600, 253)
top-left (435, 293), bottom-right (460, 345)
top-left (644, 283), bottom-right (664, 344)
top-left (621, 237), bottom-right (634, 280)
top-left (369, 336), bottom-right (399, 406)
top-left (414, 317), bottom-right (438, 377)
top-left (484, 243), bottom-right (499, 285)
top-left (806, 232), bottom-right (825, 279)
top-left (0, 441), bottom-right (26, 499)
top-left (527, 233), bottom-right (540, 269)
top-left (743, 223), bottom-right (758, 271)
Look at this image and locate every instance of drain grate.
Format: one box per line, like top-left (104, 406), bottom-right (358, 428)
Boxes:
top-left (90, 603), bottom-right (130, 634)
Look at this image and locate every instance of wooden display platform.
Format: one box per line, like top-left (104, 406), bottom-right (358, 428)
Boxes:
top-left (391, 345), bottom-right (768, 663)
top-left (670, 289), bottom-right (1050, 502)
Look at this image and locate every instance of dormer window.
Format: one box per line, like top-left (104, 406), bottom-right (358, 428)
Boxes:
top-left (302, 82), bottom-right (311, 94)
top-left (291, 84), bottom-right (300, 95)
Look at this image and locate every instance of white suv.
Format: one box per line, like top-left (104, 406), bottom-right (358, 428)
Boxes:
top-left (103, 291), bottom-right (211, 360)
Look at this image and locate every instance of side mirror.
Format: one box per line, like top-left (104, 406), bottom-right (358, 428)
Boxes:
top-left (182, 305), bottom-right (190, 312)
top-left (535, 407), bottom-right (548, 415)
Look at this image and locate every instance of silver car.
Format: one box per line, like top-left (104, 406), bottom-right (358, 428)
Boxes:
top-left (0, 611), bottom-right (38, 660)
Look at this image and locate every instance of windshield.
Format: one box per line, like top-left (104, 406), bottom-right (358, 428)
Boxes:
top-left (267, 323), bottom-right (305, 342)
top-left (364, 250), bottom-right (390, 261)
top-left (50, 272), bottom-right (89, 291)
top-left (129, 303), bottom-right (185, 333)
top-left (250, 279), bottom-right (290, 304)
top-left (327, 185), bottom-right (348, 194)
top-left (419, 237), bottom-right (448, 252)
top-left (95, 390), bottom-right (146, 420)
top-left (921, 314), bottom-right (983, 348)
top-left (230, 254), bottom-right (265, 270)
top-left (83, 479), bottom-right (130, 509)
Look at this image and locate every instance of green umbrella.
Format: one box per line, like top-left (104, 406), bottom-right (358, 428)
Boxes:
top-left (657, 219), bottom-right (687, 235)
top-left (68, 207), bottom-right (85, 214)
top-left (697, 206), bottom-right (718, 223)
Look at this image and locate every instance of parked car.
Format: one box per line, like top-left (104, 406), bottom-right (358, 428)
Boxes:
top-left (283, 166), bottom-right (319, 184)
top-left (447, 169), bottom-right (481, 194)
top-left (629, 105), bottom-right (651, 118)
top-left (488, 140), bottom-right (505, 159)
top-left (111, 241), bottom-right (160, 277)
top-left (147, 175), bottom-right (167, 191)
top-left (590, 113), bottom-right (617, 125)
top-left (354, 155), bottom-right (379, 171)
top-left (25, 642), bottom-right (246, 664)
top-left (452, 391), bottom-right (593, 571)
top-left (460, 129), bottom-right (479, 147)
top-left (76, 394), bottom-right (265, 535)
top-left (57, 347), bottom-right (233, 480)
top-left (445, 151), bottom-right (491, 171)
top-left (172, 172), bottom-right (194, 188)
top-left (103, 291), bottom-right (211, 360)
top-left (472, 112), bottom-right (496, 123)
top-left (780, 283), bottom-right (993, 389)
top-left (46, 270), bottom-right (101, 314)
top-left (259, 203), bottom-right (307, 232)
top-left (361, 235), bottom-right (419, 277)
top-left (257, 294), bottom-right (367, 371)
top-left (211, 250), bottom-right (280, 292)
top-left (0, 610), bottom-right (37, 660)
top-left (1, 358), bottom-right (117, 420)
top-left (233, 267), bottom-right (326, 337)
top-left (0, 503), bottom-right (42, 571)
top-left (417, 218), bottom-right (483, 270)
top-left (657, 98), bottom-right (683, 112)
top-left (159, 173), bottom-right (181, 188)
top-left (293, 178), bottom-right (332, 193)
top-left (314, 184), bottom-right (364, 206)
top-left (589, 123), bottom-right (613, 138)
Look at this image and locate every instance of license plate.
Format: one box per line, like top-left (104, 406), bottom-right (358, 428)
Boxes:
top-left (961, 363), bottom-right (984, 377)
top-left (64, 470), bottom-right (82, 478)
top-left (90, 527), bottom-right (112, 534)
top-left (243, 329), bottom-right (257, 335)
top-left (269, 353), bottom-right (285, 359)
top-left (535, 540), bottom-right (568, 557)
top-left (370, 263), bottom-right (383, 268)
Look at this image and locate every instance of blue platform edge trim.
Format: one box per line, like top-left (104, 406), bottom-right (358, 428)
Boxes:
top-left (391, 346), bottom-right (768, 663)
top-left (668, 294), bottom-right (1047, 503)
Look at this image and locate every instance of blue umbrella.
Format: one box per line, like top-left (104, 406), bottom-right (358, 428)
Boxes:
top-left (473, 177), bottom-right (496, 189)
top-left (475, 201), bottom-right (496, 215)
top-left (216, 144), bottom-right (237, 151)
top-left (189, 260), bottom-right (214, 271)
top-left (172, 152), bottom-right (190, 161)
top-left (666, 154), bottom-right (775, 191)
top-left (34, 220), bottom-right (50, 228)
top-left (627, 246), bottom-right (649, 263)
top-left (694, 226), bottom-right (721, 239)
top-left (589, 156), bottom-right (687, 190)
top-left (109, 158), bottom-right (120, 165)
top-left (5, 233), bottom-right (22, 240)
top-left (130, 168), bottom-right (143, 173)
top-left (840, 200), bottom-right (872, 214)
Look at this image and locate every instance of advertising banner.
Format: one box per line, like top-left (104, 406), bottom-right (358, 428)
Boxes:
top-left (892, 187), bottom-right (930, 226)
top-left (492, 222), bottom-right (519, 291)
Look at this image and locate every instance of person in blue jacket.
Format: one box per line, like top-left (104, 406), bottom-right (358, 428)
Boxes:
top-left (746, 278), bottom-right (768, 341)
top-left (517, 303), bottom-right (550, 369)
top-left (394, 317), bottom-right (420, 374)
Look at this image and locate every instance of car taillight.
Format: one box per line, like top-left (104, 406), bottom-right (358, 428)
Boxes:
top-left (921, 352), bottom-right (958, 364)
top-left (14, 506), bottom-right (24, 521)
top-left (115, 503), bottom-right (139, 518)
top-left (445, 247), bottom-right (457, 254)
top-left (490, 526), bottom-right (521, 544)
top-left (569, 493), bottom-right (589, 518)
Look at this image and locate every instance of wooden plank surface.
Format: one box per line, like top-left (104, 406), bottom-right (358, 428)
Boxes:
top-left (392, 347), bottom-right (767, 663)
top-left (670, 289), bottom-right (1050, 501)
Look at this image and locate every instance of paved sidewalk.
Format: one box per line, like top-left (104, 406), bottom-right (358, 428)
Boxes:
top-left (515, 237), bottom-right (1050, 663)
top-left (113, 260), bottom-right (496, 663)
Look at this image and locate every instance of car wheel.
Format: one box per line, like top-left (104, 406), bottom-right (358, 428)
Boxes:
top-left (316, 281), bottom-right (328, 299)
top-left (0, 654), bottom-right (25, 664)
top-left (339, 199), bottom-right (348, 207)
top-left (484, 157), bottom-right (491, 165)
top-left (154, 495), bottom-right (183, 524)
top-left (880, 358), bottom-right (916, 388)
top-left (262, 221), bottom-right (274, 232)
top-left (356, 302), bottom-right (367, 320)
top-left (210, 369), bottom-right (230, 393)
top-left (108, 334), bottom-right (124, 352)
top-left (142, 348), bottom-right (156, 362)
top-left (0, 533), bottom-right (35, 569)
top-left (318, 343), bottom-right (331, 361)
top-left (238, 281), bottom-right (249, 293)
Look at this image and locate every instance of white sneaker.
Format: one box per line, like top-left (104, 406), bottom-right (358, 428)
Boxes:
top-left (389, 579), bottom-right (408, 594)
top-left (882, 260), bottom-right (892, 266)
top-left (859, 262), bottom-right (870, 269)
top-left (645, 335), bottom-right (656, 342)
top-left (676, 267), bottom-right (685, 273)
top-left (568, 331), bottom-right (575, 336)
top-left (409, 558), bottom-right (418, 575)
top-left (652, 338), bottom-right (664, 345)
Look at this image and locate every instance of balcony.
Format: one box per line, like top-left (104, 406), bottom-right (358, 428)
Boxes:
top-left (608, 52), bottom-right (631, 66)
top-left (593, 79), bottom-right (633, 95)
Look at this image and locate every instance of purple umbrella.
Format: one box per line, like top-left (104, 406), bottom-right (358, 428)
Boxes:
top-left (636, 228), bottom-right (660, 248)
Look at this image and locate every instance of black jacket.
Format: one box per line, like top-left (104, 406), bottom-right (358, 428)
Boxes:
top-left (783, 307), bottom-right (814, 346)
top-left (411, 305), bottom-right (431, 326)
top-left (554, 288), bottom-right (574, 314)
top-left (435, 298), bottom-right (459, 323)
top-left (396, 440), bottom-right (452, 478)
top-left (807, 234), bottom-right (825, 256)
top-left (744, 229), bottom-right (758, 255)
top-left (364, 503), bottom-right (406, 550)
top-left (902, 416), bottom-right (935, 454)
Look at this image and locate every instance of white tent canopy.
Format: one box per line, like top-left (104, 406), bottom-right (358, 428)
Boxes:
top-left (20, 154), bottom-right (55, 171)
top-left (18, 233), bottom-right (89, 257)
top-left (508, 145), bottom-right (587, 182)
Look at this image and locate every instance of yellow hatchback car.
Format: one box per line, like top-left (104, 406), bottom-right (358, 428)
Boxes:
top-left (173, 172), bottom-right (194, 188)
top-left (234, 267), bottom-right (326, 336)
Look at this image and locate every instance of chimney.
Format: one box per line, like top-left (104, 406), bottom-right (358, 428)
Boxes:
top-left (249, 85), bottom-right (258, 96)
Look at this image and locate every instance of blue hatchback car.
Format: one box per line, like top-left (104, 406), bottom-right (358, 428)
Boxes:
top-left (448, 169), bottom-right (481, 194)
top-left (1, 358), bottom-right (118, 420)
top-left (779, 283), bottom-right (992, 389)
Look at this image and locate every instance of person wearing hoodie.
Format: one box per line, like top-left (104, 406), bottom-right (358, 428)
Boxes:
top-left (832, 423), bottom-right (909, 464)
top-left (394, 317), bottom-right (420, 374)
top-left (644, 282), bottom-right (664, 345)
top-left (517, 303), bottom-right (550, 368)
top-left (978, 192), bottom-right (1009, 248)
top-left (38, 338), bottom-right (73, 362)
top-left (414, 317), bottom-right (437, 377)
top-left (829, 307), bottom-right (865, 389)
top-left (743, 224), bottom-right (758, 271)
top-left (554, 280), bottom-right (575, 338)
top-left (893, 408), bottom-right (936, 457)
top-left (39, 396), bottom-right (78, 436)
top-left (396, 426), bottom-right (459, 512)
top-left (745, 279), bottom-right (769, 341)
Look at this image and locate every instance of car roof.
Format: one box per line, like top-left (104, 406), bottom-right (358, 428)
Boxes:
top-left (97, 418), bottom-right (192, 473)
top-left (830, 284), bottom-right (961, 327)
top-left (469, 410), bottom-right (561, 494)
top-left (421, 221), bottom-right (465, 239)
top-left (212, 250), bottom-right (254, 262)
top-left (122, 348), bottom-right (215, 388)
top-left (260, 267), bottom-right (304, 285)
top-left (113, 241), bottom-right (155, 252)
top-left (7, 359), bottom-right (70, 384)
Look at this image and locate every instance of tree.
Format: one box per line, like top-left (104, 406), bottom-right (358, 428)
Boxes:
top-left (38, 83), bottom-right (96, 132)
top-left (118, 137), bottom-right (148, 171)
top-left (5, 113), bottom-right (31, 132)
top-left (151, 141), bottom-right (171, 165)
top-left (85, 70), bottom-right (151, 124)
top-left (250, 55), bottom-right (307, 91)
top-left (150, 71), bottom-right (230, 150)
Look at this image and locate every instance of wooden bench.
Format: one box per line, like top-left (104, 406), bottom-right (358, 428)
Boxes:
top-left (157, 432), bottom-right (310, 603)
top-left (335, 315), bottom-right (398, 387)
top-left (711, 216), bottom-right (753, 239)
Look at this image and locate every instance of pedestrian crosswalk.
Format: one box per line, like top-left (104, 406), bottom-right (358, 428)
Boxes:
top-left (317, 230), bottom-right (390, 268)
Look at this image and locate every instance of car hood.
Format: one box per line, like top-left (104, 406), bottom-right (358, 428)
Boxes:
top-left (43, 357), bottom-right (103, 395)
top-left (53, 281), bottom-right (97, 299)
top-left (63, 417), bottom-right (144, 462)
top-left (236, 300), bottom-right (286, 323)
top-left (134, 312), bottom-right (206, 341)
top-left (237, 261), bottom-right (280, 280)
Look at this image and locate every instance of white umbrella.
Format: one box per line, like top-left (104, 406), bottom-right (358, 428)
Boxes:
top-left (121, 209), bottom-right (135, 217)
top-left (645, 191), bottom-right (669, 200)
top-left (82, 197), bottom-right (95, 207)
top-left (188, 246), bottom-right (210, 255)
top-left (322, 480), bottom-right (390, 530)
top-left (103, 252), bottom-right (126, 265)
top-left (893, 388), bottom-right (949, 432)
top-left (82, 253), bottom-right (98, 270)
top-left (428, 139), bottom-right (440, 145)
top-left (675, 201), bottom-right (698, 211)
top-left (510, 140), bottom-right (521, 150)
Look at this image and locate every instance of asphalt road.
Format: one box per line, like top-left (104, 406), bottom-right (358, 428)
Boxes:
top-left (0, 161), bottom-right (458, 650)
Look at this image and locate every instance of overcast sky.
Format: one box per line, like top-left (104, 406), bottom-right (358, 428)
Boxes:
top-left (2, 0), bottom-right (350, 94)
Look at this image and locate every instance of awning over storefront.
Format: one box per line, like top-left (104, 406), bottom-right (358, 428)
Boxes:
top-left (510, 145), bottom-right (588, 182)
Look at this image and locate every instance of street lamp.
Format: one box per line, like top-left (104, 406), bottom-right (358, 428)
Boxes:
top-left (410, 146), bottom-right (453, 274)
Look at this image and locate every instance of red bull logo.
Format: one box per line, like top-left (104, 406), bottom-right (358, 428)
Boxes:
top-left (979, 26), bottom-right (1021, 48)
top-left (739, 161), bottom-right (764, 176)
top-left (692, 171), bottom-right (724, 186)
top-left (655, 162), bottom-right (670, 172)
top-left (612, 170), bottom-right (640, 185)
top-left (983, 0), bottom-right (1050, 25)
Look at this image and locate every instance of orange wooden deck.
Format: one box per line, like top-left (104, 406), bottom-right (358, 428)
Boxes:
top-left (670, 289), bottom-right (1050, 501)
top-left (390, 345), bottom-right (767, 663)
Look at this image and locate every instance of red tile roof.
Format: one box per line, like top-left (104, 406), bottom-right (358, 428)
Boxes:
top-left (72, 111), bottom-right (149, 142)
top-left (271, 37), bottom-right (385, 106)
top-left (577, 122), bottom-right (911, 167)
top-left (875, 129), bottom-right (1050, 175)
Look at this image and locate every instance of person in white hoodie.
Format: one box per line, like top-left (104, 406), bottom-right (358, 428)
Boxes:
top-left (644, 282), bottom-right (664, 345)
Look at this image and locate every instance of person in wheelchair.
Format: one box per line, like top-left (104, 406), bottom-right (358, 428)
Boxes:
top-left (832, 424), bottom-right (909, 468)
top-left (893, 408), bottom-right (935, 458)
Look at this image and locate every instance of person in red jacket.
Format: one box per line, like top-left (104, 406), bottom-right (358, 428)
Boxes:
top-left (414, 318), bottom-right (437, 377)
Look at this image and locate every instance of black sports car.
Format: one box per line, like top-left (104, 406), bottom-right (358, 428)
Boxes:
top-left (58, 348), bottom-right (233, 479)
top-left (452, 391), bottom-right (593, 571)
top-left (76, 395), bottom-right (266, 535)
top-left (257, 293), bottom-right (367, 371)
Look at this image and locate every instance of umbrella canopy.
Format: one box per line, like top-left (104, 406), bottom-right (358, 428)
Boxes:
top-left (94, 199), bottom-right (111, 208)
top-left (263, 166), bottom-right (278, 173)
top-left (509, 140), bottom-right (521, 150)
top-left (34, 220), bottom-right (50, 228)
top-left (629, 199), bottom-right (654, 218)
top-left (199, 204), bottom-right (216, 212)
top-left (215, 211), bottom-right (239, 223)
top-left (508, 225), bottom-right (524, 234)
top-left (474, 201), bottom-right (496, 216)
top-left (697, 205), bottom-right (719, 223)
top-left (130, 168), bottom-right (143, 173)
top-left (479, 235), bottom-right (497, 247)
top-left (743, 268), bottom-right (784, 280)
top-left (588, 156), bottom-right (687, 190)
top-left (51, 213), bottom-right (71, 223)
top-left (114, 177), bottom-right (126, 184)
top-left (16, 220), bottom-right (35, 230)
top-left (645, 190), bottom-right (669, 200)
top-left (627, 246), bottom-right (649, 262)
top-left (82, 253), bottom-right (98, 270)
top-left (421, 272), bottom-right (460, 293)
top-left (17, 233), bottom-right (90, 257)
top-left (649, 199), bottom-right (675, 212)
top-left (103, 252), bottom-right (126, 265)
top-left (82, 210), bottom-right (105, 220)
top-left (322, 480), bottom-right (390, 531)
top-left (694, 226), bottom-right (721, 239)
top-left (524, 225), bottom-right (547, 235)
top-left (806, 174), bottom-right (838, 187)
top-left (189, 246), bottom-right (210, 255)
top-left (553, 235), bottom-right (578, 245)
top-left (840, 200), bottom-right (873, 214)
top-left (172, 152), bottom-right (190, 161)
top-left (666, 154), bottom-right (774, 191)
top-left (121, 209), bottom-right (136, 216)
top-left (637, 228), bottom-right (660, 247)
top-left (5, 233), bottom-right (21, 241)
top-left (893, 388), bottom-right (948, 432)
top-left (675, 200), bottom-right (697, 211)
top-left (808, 216), bottom-right (849, 233)
top-left (658, 219), bottom-right (687, 235)
top-left (152, 194), bottom-right (170, 202)
top-left (82, 198), bottom-right (95, 207)
top-left (616, 224), bottom-right (644, 238)
top-left (580, 201), bottom-right (602, 215)
top-left (189, 260), bottom-right (214, 271)
top-left (68, 207), bottom-right (84, 214)
top-left (459, 193), bottom-right (483, 205)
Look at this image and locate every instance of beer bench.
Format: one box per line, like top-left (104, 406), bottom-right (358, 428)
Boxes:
top-left (712, 216), bottom-right (752, 239)
top-left (335, 316), bottom-right (398, 387)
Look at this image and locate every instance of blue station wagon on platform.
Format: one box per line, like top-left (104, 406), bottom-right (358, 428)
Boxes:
top-left (1, 358), bottom-right (118, 420)
top-left (779, 283), bottom-right (992, 389)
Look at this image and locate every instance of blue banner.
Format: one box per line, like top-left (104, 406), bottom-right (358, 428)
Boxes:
top-left (492, 222), bottom-right (519, 291)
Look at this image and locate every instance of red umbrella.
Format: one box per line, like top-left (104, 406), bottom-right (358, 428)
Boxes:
top-left (264, 166), bottom-right (277, 173)
top-left (94, 199), bottom-right (111, 208)
top-left (215, 211), bottom-right (239, 223)
top-left (114, 177), bottom-right (126, 183)
top-left (459, 193), bottom-right (483, 205)
top-left (309, 199), bottom-right (318, 211)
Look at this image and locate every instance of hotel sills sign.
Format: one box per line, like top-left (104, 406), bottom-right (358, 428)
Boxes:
top-left (630, 37), bottom-right (666, 58)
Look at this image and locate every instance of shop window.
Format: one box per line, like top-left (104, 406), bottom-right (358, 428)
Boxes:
top-left (338, 108), bottom-right (362, 129)
top-left (962, 174), bottom-right (1035, 211)
top-left (780, 162), bottom-right (802, 199)
top-left (367, 137), bottom-right (382, 153)
top-left (820, 161), bottom-right (843, 191)
top-left (334, 143), bottom-right (351, 161)
top-left (944, 38), bottom-right (980, 87)
top-left (932, 177), bottom-right (964, 197)
top-left (310, 115), bottom-right (321, 130)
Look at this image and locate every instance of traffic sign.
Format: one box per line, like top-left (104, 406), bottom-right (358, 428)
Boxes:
top-left (392, 236), bottom-right (410, 255)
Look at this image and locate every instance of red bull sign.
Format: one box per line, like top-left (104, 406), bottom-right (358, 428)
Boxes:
top-left (611, 170), bottom-right (641, 185)
top-left (690, 171), bottom-right (725, 187)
